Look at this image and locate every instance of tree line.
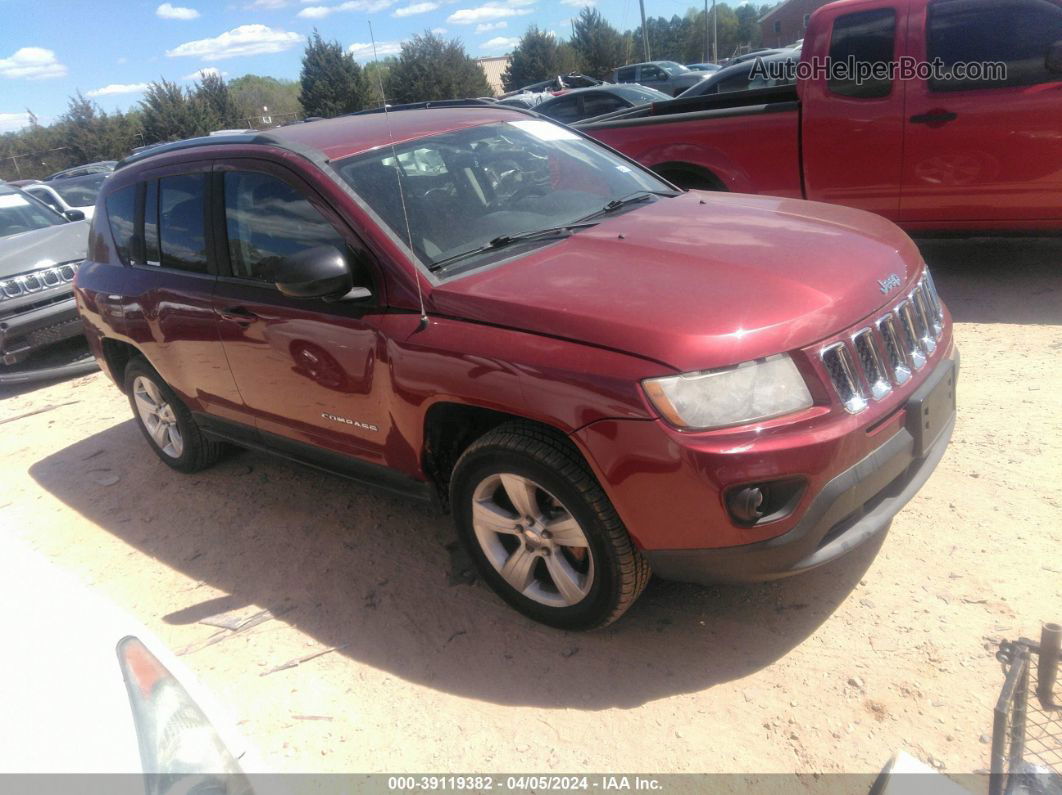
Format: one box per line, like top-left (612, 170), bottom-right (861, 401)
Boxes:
top-left (0, 2), bottom-right (773, 180)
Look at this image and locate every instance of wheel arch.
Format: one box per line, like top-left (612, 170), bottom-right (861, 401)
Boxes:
top-left (652, 161), bottom-right (728, 191)
top-left (100, 338), bottom-right (144, 393)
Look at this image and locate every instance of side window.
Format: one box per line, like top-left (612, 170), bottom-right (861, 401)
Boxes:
top-left (616, 67), bottom-right (636, 83)
top-left (159, 174), bottom-right (208, 273)
top-left (544, 96), bottom-right (582, 123)
top-left (927, 0), bottom-right (1062, 91)
top-left (642, 65), bottom-right (666, 81)
top-left (828, 8), bottom-right (896, 99)
top-left (143, 180), bottom-right (160, 266)
top-left (582, 94), bottom-right (626, 117)
top-left (223, 171), bottom-right (347, 284)
top-left (30, 188), bottom-right (61, 212)
top-left (105, 184), bottom-right (137, 265)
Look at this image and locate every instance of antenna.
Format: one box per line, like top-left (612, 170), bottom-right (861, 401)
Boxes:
top-left (369, 21), bottom-right (429, 331)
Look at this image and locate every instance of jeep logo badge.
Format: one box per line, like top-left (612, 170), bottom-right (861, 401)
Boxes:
top-left (878, 273), bottom-right (902, 294)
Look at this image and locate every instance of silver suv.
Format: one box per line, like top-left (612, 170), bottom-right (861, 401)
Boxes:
top-left (612, 61), bottom-right (704, 96)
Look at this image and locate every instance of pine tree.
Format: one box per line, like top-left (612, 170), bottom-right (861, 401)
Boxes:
top-left (571, 8), bottom-right (628, 80)
top-left (298, 30), bottom-right (369, 117)
top-left (194, 72), bottom-right (240, 130)
top-left (140, 79), bottom-right (206, 143)
top-left (385, 32), bottom-right (492, 104)
top-left (502, 27), bottom-right (581, 92)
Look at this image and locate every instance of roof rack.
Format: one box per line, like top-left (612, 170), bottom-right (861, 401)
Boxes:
top-left (114, 132), bottom-right (283, 172)
top-left (348, 98), bottom-right (497, 116)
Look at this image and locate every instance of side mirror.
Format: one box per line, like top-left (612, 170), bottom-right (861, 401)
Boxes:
top-left (274, 245), bottom-right (370, 301)
top-left (1047, 41), bottom-right (1062, 74)
top-left (64, 209), bottom-right (85, 222)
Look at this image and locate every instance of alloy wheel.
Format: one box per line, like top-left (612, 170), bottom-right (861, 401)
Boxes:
top-left (132, 375), bottom-right (184, 459)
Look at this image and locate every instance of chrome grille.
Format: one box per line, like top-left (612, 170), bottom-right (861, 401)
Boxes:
top-left (0, 261), bottom-right (81, 301)
top-left (820, 268), bottom-right (946, 414)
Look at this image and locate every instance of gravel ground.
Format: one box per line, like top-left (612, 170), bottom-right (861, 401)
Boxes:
top-left (1, 237), bottom-right (1059, 779)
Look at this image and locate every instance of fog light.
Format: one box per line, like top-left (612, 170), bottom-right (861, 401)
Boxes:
top-left (728, 487), bottom-right (765, 524)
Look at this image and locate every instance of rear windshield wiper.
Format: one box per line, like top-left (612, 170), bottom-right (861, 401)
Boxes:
top-left (429, 222), bottom-right (599, 272)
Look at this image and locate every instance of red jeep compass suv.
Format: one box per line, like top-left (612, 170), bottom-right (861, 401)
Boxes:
top-left (75, 103), bottom-right (957, 629)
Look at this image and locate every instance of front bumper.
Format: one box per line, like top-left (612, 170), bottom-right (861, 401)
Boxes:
top-left (0, 291), bottom-right (96, 383)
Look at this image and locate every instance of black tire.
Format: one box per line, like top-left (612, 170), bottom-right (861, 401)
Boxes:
top-left (124, 357), bottom-right (225, 473)
top-left (450, 421), bottom-right (650, 630)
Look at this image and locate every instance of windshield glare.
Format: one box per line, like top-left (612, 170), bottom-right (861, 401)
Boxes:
top-left (0, 191), bottom-right (64, 238)
top-left (336, 120), bottom-right (674, 272)
top-left (660, 61), bottom-right (689, 74)
top-left (51, 173), bottom-right (107, 207)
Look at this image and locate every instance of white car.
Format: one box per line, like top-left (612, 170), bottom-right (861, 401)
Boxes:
top-left (0, 536), bottom-right (256, 783)
top-left (21, 172), bottom-right (108, 222)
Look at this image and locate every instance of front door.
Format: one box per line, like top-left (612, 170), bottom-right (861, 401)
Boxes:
top-left (900, 0), bottom-right (1062, 225)
top-left (210, 159), bottom-right (393, 468)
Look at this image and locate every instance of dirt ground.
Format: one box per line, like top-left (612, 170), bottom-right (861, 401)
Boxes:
top-left (1, 237), bottom-right (1059, 778)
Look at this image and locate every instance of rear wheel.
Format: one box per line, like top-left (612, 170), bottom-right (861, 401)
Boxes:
top-left (124, 358), bottom-right (224, 473)
top-left (450, 422), bottom-right (650, 630)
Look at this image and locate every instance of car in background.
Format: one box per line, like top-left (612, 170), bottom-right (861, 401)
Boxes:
top-left (0, 534), bottom-right (255, 781)
top-left (17, 172), bottom-right (109, 222)
top-left (501, 73), bottom-right (604, 98)
top-left (686, 62), bottom-right (721, 72)
top-left (677, 49), bottom-right (799, 98)
top-left (535, 84), bottom-right (672, 124)
top-left (0, 183), bottom-right (96, 383)
top-left (496, 92), bottom-right (551, 109)
top-left (44, 160), bottom-right (117, 181)
top-left (612, 61), bottom-right (705, 96)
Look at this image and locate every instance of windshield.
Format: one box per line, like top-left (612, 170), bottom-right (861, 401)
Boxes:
top-left (659, 61), bottom-right (690, 74)
top-left (50, 173), bottom-right (107, 207)
top-left (0, 190), bottom-right (64, 238)
top-left (336, 119), bottom-right (675, 273)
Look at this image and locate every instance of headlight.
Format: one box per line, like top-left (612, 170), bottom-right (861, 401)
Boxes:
top-left (642, 354), bottom-right (813, 430)
top-left (117, 636), bottom-right (252, 792)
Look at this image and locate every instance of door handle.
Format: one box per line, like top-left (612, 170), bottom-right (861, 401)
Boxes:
top-left (220, 306), bottom-right (260, 324)
top-left (910, 110), bottom-right (958, 125)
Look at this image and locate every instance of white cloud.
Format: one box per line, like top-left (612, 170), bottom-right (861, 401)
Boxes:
top-left (348, 40), bottom-right (403, 61)
top-left (156, 3), bottom-right (200, 19)
top-left (480, 35), bottom-right (520, 50)
top-left (87, 82), bottom-right (150, 97)
top-left (559, 0), bottom-right (593, 5)
top-left (393, 1), bottom-right (438, 16)
top-left (245, 0), bottom-right (288, 7)
top-left (431, 26), bottom-right (447, 33)
top-left (0, 47), bottom-right (67, 80)
top-left (447, 1), bottom-right (532, 24)
top-left (474, 20), bottom-right (506, 31)
top-left (297, 0), bottom-right (394, 16)
top-left (0, 112), bottom-right (32, 132)
top-left (165, 24), bottom-right (302, 60)
top-left (182, 66), bottom-right (228, 80)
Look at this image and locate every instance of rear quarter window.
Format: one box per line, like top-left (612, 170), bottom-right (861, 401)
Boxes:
top-left (105, 185), bottom-right (137, 265)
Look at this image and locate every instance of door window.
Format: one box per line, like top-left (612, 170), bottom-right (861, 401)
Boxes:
top-left (641, 65), bottom-right (667, 81)
top-left (223, 171), bottom-right (347, 283)
top-left (582, 93), bottom-right (626, 117)
top-left (828, 8), bottom-right (896, 98)
top-left (615, 67), bottom-right (637, 83)
top-left (28, 187), bottom-right (62, 212)
top-left (543, 96), bottom-right (582, 123)
top-left (158, 174), bottom-right (209, 273)
top-left (927, 0), bottom-right (1062, 91)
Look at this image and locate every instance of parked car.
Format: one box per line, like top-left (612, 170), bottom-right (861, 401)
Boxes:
top-left (44, 160), bottom-right (117, 181)
top-left (676, 50), bottom-right (799, 98)
top-left (496, 92), bottom-right (551, 109)
top-left (0, 183), bottom-right (96, 383)
top-left (0, 534), bottom-right (254, 780)
top-left (501, 73), bottom-right (604, 98)
top-left (612, 61), bottom-right (706, 96)
top-left (686, 62), bottom-right (721, 72)
top-left (535, 85), bottom-right (672, 124)
top-left (17, 172), bottom-right (109, 222)
top-left (77, 106), bottom-right (956, 630)
top-left (727, 47), bottom-right (790, 66)
top-left (581, 0), bottom-right (1062, 234)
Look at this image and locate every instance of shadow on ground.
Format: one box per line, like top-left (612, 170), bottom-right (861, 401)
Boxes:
top-left (29, 418), bottom-right (878, 709)
top-left (916, 237), bottom-right (1061, 325)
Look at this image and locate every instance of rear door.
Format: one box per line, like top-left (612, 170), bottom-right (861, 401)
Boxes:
top-left (800, 2), bottom-right (907, 218)
top-left (899, 0), bottom-right (1062, 225)
top-left (210, 158), bottom-right (394, 468)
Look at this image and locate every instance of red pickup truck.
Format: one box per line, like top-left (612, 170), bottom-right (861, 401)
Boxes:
top-left (579, 0), bottom-right (1062, 234)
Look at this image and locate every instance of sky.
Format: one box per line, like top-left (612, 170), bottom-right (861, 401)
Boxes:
top-left (0, 0), bottom-right (693, 132)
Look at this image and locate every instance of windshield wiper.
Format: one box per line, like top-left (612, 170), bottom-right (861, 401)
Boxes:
top-left (574, 190), bottom-right (676, 223)
top-left (428, 222), bottom-right (599, 272)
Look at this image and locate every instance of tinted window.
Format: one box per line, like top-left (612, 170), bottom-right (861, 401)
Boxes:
top-left (144, 180), bottom-right (160, 266)
top-left (28, 187), bottom-right (62, 211)
top-left (642, 65), bottom-right (667, 81)
top-left (105, 185), bottom-right (137, 264)
top-left (582, 93), bottom-right (627, 117)
top-left (224, 171), bottom-right (346, 283)
top-left (542, 96), bottom-right (582, 122)
top-left (927, 0), bottom-right (1062, 91)
top-left (616, 67), bottom-right (636, 82)
top-left (159, 174), bottom-right (208, 273)
top-left (828, 9), bottom-right (896, 98)
top-left (51, 173), bottom-right (107, 207)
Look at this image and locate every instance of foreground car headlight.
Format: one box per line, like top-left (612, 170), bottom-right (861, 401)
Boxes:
top-left (117, 636), bottom-right (251, 792)
top-left (643, 354), bottom-right (813, 430)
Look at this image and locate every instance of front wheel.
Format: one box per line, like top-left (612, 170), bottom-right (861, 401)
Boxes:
top-left (450, 422), bottom-right (650, 630)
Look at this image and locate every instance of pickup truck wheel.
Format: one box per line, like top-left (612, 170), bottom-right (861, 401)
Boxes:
top-left (450, 422), bottom-right (650, 630)
top-left (124, 358), bottom-right (224, 474)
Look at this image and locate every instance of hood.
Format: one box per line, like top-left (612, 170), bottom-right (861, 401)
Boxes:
top-left (430, 192), bottom-right (924, 372)
top-left (0, 220), bottom-right (89, 279)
